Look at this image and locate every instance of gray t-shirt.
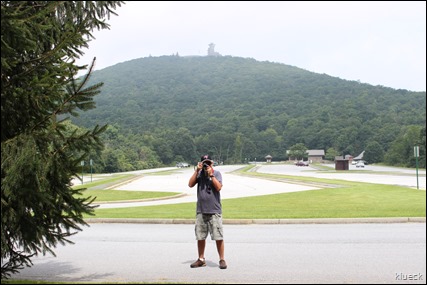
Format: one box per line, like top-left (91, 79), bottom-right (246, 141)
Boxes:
top-left (196, 169), bottom-right (223, 214)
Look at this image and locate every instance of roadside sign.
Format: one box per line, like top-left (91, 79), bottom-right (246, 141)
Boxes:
top-left (414, 146), bottom-right (419, 157)
top-left (414, 146), bottom-right (419, 189)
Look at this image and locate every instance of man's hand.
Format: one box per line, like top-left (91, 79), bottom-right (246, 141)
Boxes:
top-left (206, 165), bottom-right (213, 176)
top-left (196, 162), bottom-right (203, 172)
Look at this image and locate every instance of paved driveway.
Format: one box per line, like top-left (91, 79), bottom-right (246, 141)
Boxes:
top-left (256, 163), bottom-right (426, 189)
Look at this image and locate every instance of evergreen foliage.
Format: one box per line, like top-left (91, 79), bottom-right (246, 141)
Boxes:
top-left (1, 1), bottom-right (123, 278)
top-left (70, 55), bottom-right (425, 170)
top-left (288, 143), bottom-right (309, 160)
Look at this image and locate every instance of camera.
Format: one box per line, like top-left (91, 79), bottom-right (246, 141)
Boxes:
top-left (202, 163), bottom-right (210, 177)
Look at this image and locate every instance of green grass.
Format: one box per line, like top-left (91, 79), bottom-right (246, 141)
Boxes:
top-left (72, 174), bottom-right (134, 190)
top-left (73, 173), bottom-right (180, 202)
top-left (86, 165), bottom-right (425, 219)
top-left (82, 189), bottom-right (181, 202)
top-left (89, 183), bottom-right (425, 219)
top-left (223, 184), bottom-right (425, 218)
top-left (75, 164), bottom-right (425, 219)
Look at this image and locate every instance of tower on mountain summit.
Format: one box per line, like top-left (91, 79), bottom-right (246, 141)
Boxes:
top-left (207, 43), bottom-right (221, 56)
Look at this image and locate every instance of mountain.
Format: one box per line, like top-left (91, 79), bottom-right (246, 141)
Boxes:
top-left (70, 55), bottom-right (426, 171)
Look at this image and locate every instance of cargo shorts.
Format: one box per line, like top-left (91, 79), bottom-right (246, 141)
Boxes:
top-left (195, 213), bottom-right (224, 240)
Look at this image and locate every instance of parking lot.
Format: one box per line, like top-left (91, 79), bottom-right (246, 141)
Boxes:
top-left (256, 163), bottom-right (426, 189)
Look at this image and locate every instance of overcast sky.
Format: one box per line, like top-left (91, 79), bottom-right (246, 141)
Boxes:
top-left (77, 1), bottom-right (426, 92)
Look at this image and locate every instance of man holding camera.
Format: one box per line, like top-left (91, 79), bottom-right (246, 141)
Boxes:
top-left (188, 154), bottom-right (227, 269)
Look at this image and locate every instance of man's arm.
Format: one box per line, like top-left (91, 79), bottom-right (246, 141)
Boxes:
top-left (188, 168), bottom-right (199, 188)
top-left (210, 175), bottom-right (222, 191)
top-left (207, 166), bottom-right (222, 191)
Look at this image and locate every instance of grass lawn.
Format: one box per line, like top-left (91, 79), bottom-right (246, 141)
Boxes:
top-left (89, 184), bottom-right (425, 219)
top-left (74, 174), bottom-right (180, 202)
top-left (82, 189), bottom-right (181, 202)
top-left (85, 166), bottom-right (426, 219)
top-left (73, 174), bottom-right (134, 190)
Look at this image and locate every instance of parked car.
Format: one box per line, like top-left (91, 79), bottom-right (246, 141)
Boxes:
top-left (295, 161), bottom-right (309, 166)
top-left (356, 161), bottom-right (365, 168)
top-left (176, 162), bottom-right (190, 168)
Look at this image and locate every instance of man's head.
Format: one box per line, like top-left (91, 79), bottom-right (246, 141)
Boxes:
top-left (200, 154), bottom-right (213, 165)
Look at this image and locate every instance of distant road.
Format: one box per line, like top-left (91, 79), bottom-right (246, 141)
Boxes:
top-left (256, 163), bottom-right (426, 189)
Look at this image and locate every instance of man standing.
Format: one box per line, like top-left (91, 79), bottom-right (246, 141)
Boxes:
top-left (188, 154), bottom-right (227, 269)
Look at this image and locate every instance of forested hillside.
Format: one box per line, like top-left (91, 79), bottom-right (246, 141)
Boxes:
top-left (70, 55), bottom-right (426, 172)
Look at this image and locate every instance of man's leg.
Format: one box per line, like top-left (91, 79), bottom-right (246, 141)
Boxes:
top-left (216, 240), bottom-right (224, 260)
top-left (210, 214), bottom-right (226, 269)
top-left (198, 240), bottom-right (206, 259)
top-left (216, 240), bottom-right (227, 269)
top-left (191, 214), bottom-right (208, 268)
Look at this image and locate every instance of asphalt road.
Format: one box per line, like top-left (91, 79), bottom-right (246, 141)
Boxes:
top-left (10, 223), bottom-right (426, 284)
top-left (257, 163), bottom-right (426, 189)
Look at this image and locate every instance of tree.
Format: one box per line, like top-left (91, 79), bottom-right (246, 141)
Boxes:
top-left (288, 143), bottom-right (308, 161)
top-left (1, 1), bottom-right (124, 278)
top-left (232, 134), bottom-right (244, 163)
top-left (325, 147), bottom-right (340, 161)
top-left (364, 141), bottom-right (384, 164)
top-left (384, 125), bottom-right (424, 167)
top-left (417, 126), bottom-right (426, 169)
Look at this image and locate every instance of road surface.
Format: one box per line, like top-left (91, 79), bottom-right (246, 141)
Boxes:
top-left (10, 223), bottom-right (426, 284)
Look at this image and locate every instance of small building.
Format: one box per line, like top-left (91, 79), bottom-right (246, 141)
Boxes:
top-left (307, 150), bottom-right (325, 162)
top-left (265, 155), bottom-right (272, 163)
top-left (334, 156), bottom-right (349, 170)
top-left (287, 149), bottom-right (325, 162)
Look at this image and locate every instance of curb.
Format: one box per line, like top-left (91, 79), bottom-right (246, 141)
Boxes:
top-left (85, 217), bottom-right (426, 225)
